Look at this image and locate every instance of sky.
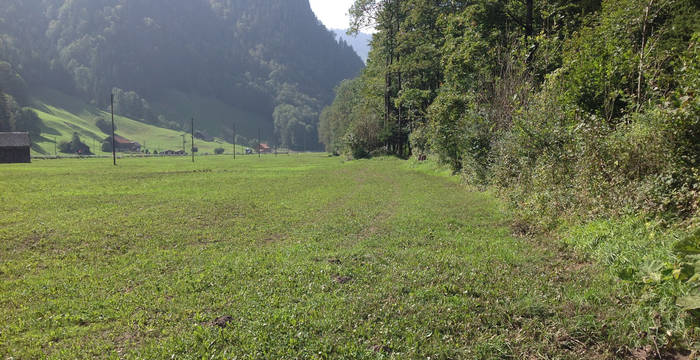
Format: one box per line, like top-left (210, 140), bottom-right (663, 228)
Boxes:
top-left (309, 0), bottom-right (356, 30)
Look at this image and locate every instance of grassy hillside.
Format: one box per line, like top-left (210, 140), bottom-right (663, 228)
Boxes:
top-left (29, 88), bottom-right (237, 156)
top-left (0, 155), bottom-right (679, 358)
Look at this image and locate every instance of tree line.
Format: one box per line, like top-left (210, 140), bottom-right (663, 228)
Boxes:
top-left (320, 0), bottom-right (699, 220)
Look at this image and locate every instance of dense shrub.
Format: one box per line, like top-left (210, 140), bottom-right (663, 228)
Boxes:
top-left (408, 124), bottom-right (429, 156)
top-left (14, 109), bottom-right (43, 138)
top-left (95, 118), bottom-right (113, 134)
top-left (0, 91), bottom-right (43, 137)
top-left (112, 88), bottom-right (155, 122)
top-left (435, 0), bottom-right (700, 225)
top-left (195, 130), bottom-right (213, 141)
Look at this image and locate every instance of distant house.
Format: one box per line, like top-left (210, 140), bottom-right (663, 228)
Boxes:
top-left (114, 135), bottom-right (141, 152)
top-left (0, 132), bottom-right (31, 164)
top-left (258, 143), bottom-right (272, 153)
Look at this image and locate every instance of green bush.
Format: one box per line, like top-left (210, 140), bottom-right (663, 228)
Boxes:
top-left (95, 118), bottom-right (113, 134)
top-left (408, 124), bottom-right (429, 156)
top-left (342, 132), bottom-right (370, 159)
top-left (562, 217), bottom-right (695, 347)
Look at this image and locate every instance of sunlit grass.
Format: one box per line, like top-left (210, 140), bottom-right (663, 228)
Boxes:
top-left (1, 155), bottom-right (645, 358)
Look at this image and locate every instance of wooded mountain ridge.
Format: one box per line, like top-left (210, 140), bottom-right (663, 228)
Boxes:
top-left (0, 0), bottom-right (364, 149)
top-left (333, 29), bottom-right (372, 62)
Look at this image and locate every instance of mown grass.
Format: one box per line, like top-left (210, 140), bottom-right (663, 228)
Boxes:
top-left (0, 155), bottom-right (675, 358)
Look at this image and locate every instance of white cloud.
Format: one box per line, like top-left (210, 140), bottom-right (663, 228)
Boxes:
top-left (309, 0), bottom-right (356, 30)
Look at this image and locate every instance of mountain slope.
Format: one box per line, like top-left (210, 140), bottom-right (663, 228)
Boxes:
top-left (333, 29), bottom-right (372, 63)
top-left (0, 0), bottom-right (364, 150)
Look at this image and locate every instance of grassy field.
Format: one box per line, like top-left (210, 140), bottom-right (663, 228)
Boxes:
top-left (0, 155), bottom-right (665, 358)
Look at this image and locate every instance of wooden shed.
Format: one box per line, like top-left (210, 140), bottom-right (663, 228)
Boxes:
top-left (0, 132), bottom-right (31, 164)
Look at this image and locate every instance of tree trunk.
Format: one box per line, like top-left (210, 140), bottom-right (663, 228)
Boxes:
top-left (637, 0), bottom-right (653, 110)
top-left (396, 0), bottom-right (403, 157)
top-left (525, 0), bottom-right (533, 40)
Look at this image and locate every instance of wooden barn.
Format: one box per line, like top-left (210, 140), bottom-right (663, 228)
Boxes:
top-left (0, 132), bottom-right (31, 164)
top-left (113, 135), bottom-right (141, 152)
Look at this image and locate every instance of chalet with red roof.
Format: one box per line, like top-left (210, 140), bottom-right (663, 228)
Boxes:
top-left (258, 143), bottom-right (272, 154)
top-left (113, 135), bottom-right (141, 152)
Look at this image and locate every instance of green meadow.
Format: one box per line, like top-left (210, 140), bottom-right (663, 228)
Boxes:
top-left (28, 88), bottom-right (235, 156)
top-left (0, 156), bottom-right (668, 358)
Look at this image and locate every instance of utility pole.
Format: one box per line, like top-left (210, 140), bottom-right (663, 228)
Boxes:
top-left (181, 134), bottom-right (186, 153)
top-left (111, 94), bottom-right (116, 166)
top-left (258, 128), bottom-right (261, 158)
top-left (54, 136), bottom-right (57, 156)
top-left (191, 117), bottom-right (195, 163)
top-left (232, 122), bottom-right (236, 160)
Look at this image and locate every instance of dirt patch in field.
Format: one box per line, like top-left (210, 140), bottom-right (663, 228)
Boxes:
top-left (358, 208), bottom-right (393, 239)
top-left (357, 196), bottom-right (399, 240)
top-left (629, 345), bottom-right (693, 359)
top-left (262, 233), bottom-right (286, 244)
top-left (17, 229), bottom-right (55, 251)
top-left (370, 344), bottom-right (392, 354)
top-left (211, 315), bottom-right (234, 328)
top-left (333, 275), bottom-right (352, 284)
top-left (114, 332), bottom-right (141, 357)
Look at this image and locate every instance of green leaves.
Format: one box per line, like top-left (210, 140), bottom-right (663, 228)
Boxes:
top-left (677, 295), bottom-right (700, 311)
top-left (672, 229), bottom-right (700, 313)
top-left (673, 229), bottom-right (700, 256)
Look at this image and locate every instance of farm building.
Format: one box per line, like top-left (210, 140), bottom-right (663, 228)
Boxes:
top-left (0, 132), bottom-right (31, 164)
top-left (258, 143), bottom-right (272, 153)
top-left (160, 150), bottom-right (186, 156)
top-left (114, 135), bottom-right (141, 152)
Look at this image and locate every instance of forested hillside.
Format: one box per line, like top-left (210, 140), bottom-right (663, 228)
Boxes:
top-left (333, 29), bottom-right (372, 62)
top-left (0, 0), bottom-right (364, 149)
